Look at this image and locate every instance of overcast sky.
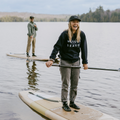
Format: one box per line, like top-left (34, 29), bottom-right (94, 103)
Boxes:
top-left (0, 0), bottom-right (120, 15)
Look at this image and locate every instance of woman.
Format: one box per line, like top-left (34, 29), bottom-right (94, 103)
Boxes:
top-left (46, 15), bottom-right (88, 112)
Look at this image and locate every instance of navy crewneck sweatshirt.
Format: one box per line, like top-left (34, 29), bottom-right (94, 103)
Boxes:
top-left (50, 30), bottom-right (88, 64)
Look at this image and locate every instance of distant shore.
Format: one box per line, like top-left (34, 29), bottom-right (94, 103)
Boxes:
top-left (0, 6), bottom-right (120, 22)
top-left (0, 12), bottom-right (70, 22)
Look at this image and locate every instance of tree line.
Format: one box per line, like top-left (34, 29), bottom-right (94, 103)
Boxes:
top-left (78, 6), bottom-right (120, 22)
top-left (0, 16), bottom-right (68, 22)
top-left (0, 6), bottom-right (120, 22)
top-left (0, 16), bottom-right (24, 22)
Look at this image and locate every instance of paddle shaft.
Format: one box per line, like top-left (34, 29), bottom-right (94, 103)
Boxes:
top-left (52, 64), bottom-right (120, 72)
top-left (52, 64), bottom-right (81, 68)
top-left (88, 67), bottom-right (120, 72)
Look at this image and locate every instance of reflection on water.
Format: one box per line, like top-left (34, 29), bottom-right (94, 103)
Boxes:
top-left (26, 61), bottom-right (49, 120)
top-left (26, 61), bottom-right (40, 90)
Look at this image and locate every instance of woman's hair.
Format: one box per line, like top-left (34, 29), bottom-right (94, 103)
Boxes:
top-left (68, 22), bottom-right (81, 42)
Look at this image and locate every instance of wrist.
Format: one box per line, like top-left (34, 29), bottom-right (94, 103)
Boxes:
top-left (49, 58), bottom-right (55, 62)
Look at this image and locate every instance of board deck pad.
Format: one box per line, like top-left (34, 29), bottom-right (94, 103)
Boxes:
top-left (6, 53), bottom-right (59, 62)
top-left (19, 91), bottom-right (118, 120)
top-left (35, 98), bottom-right (102, 120)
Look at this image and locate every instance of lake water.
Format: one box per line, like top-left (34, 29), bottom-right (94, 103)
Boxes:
top-left (0, 22), bottom-right (120, 120)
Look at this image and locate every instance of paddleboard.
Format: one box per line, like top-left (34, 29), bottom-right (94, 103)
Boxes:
top-left (6, 53), bottom-right (59, 62)
top-left (19, 90), bottom-right (119, 120)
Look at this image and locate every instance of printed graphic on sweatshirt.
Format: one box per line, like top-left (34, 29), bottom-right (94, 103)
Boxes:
top-left (67, 40), bottom-right (80, 48)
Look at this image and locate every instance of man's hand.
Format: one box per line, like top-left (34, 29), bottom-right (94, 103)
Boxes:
top-left (46, 61), bottom-right (53, 68)
top-left (83, 64), bottom-right (88, 70)
top-left (34, 25), bottom-right (37, 27)
top-left (30, 36), bottom-right (33, 38)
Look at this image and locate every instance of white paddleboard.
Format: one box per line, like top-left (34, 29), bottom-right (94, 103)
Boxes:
top-left (6, 53), bottom-right (59, 62)
top-left (19, 90), bottom-right (119, 120)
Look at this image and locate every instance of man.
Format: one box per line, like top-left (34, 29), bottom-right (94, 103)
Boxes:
top-left (26, 16), bottom-right (38, 57)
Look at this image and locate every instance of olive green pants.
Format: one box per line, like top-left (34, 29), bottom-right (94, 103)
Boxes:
top-left (60, 59), bottom-right (80, 102)
top-left (26, 36), bottom-right (36, 54)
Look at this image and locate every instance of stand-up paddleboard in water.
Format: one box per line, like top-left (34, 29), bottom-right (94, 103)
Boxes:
top-left (6, 53), bottom-right (59, 62)
top-left (19, 90), bottom-right (119, 120)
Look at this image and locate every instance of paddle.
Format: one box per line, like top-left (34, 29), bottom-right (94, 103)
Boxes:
top-left (52, 64), bottom-right (120, 72)
top-left (52, 64), bottom-right (81, 68)
top-left (88, 67), bottom-right (120, 72)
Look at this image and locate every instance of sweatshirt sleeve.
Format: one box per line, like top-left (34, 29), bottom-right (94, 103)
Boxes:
top-left (34, 23), bottom-right (38, 31)
top-left (35, 27), bottom-right (38, 31)
top-left (80, 31), bottom-right (88, 64)
top-left (27, 23), bottom-right (32, 37)
top-left (50, 32), bottom-right (64, 60)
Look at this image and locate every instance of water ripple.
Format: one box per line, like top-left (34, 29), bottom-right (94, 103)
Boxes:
top-left (0, 91), bottom-right (14, 95)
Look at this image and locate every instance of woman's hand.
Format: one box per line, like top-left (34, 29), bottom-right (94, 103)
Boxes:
top-left (46, 61), bottom-right (53, 68)
top-left (83, 64), bottom-right (88, 70)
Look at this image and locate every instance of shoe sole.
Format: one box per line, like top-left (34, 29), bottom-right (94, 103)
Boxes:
top-left (62, 107), bottom-right (71, 112)
top-left (69, 106), bottom-right (80, 110)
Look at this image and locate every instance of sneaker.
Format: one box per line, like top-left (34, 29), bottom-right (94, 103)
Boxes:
top-left (69, 101), bottom-right (80, 109)
top-left (26, 53), bottom-right (30, 57)
top-left (62, 102), bottom-right (71, 112)
top-left (32, 53), bottom-right (37, 57)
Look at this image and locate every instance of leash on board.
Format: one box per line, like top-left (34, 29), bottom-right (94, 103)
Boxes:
top-left (29, 92), bottom-right (61, 102)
